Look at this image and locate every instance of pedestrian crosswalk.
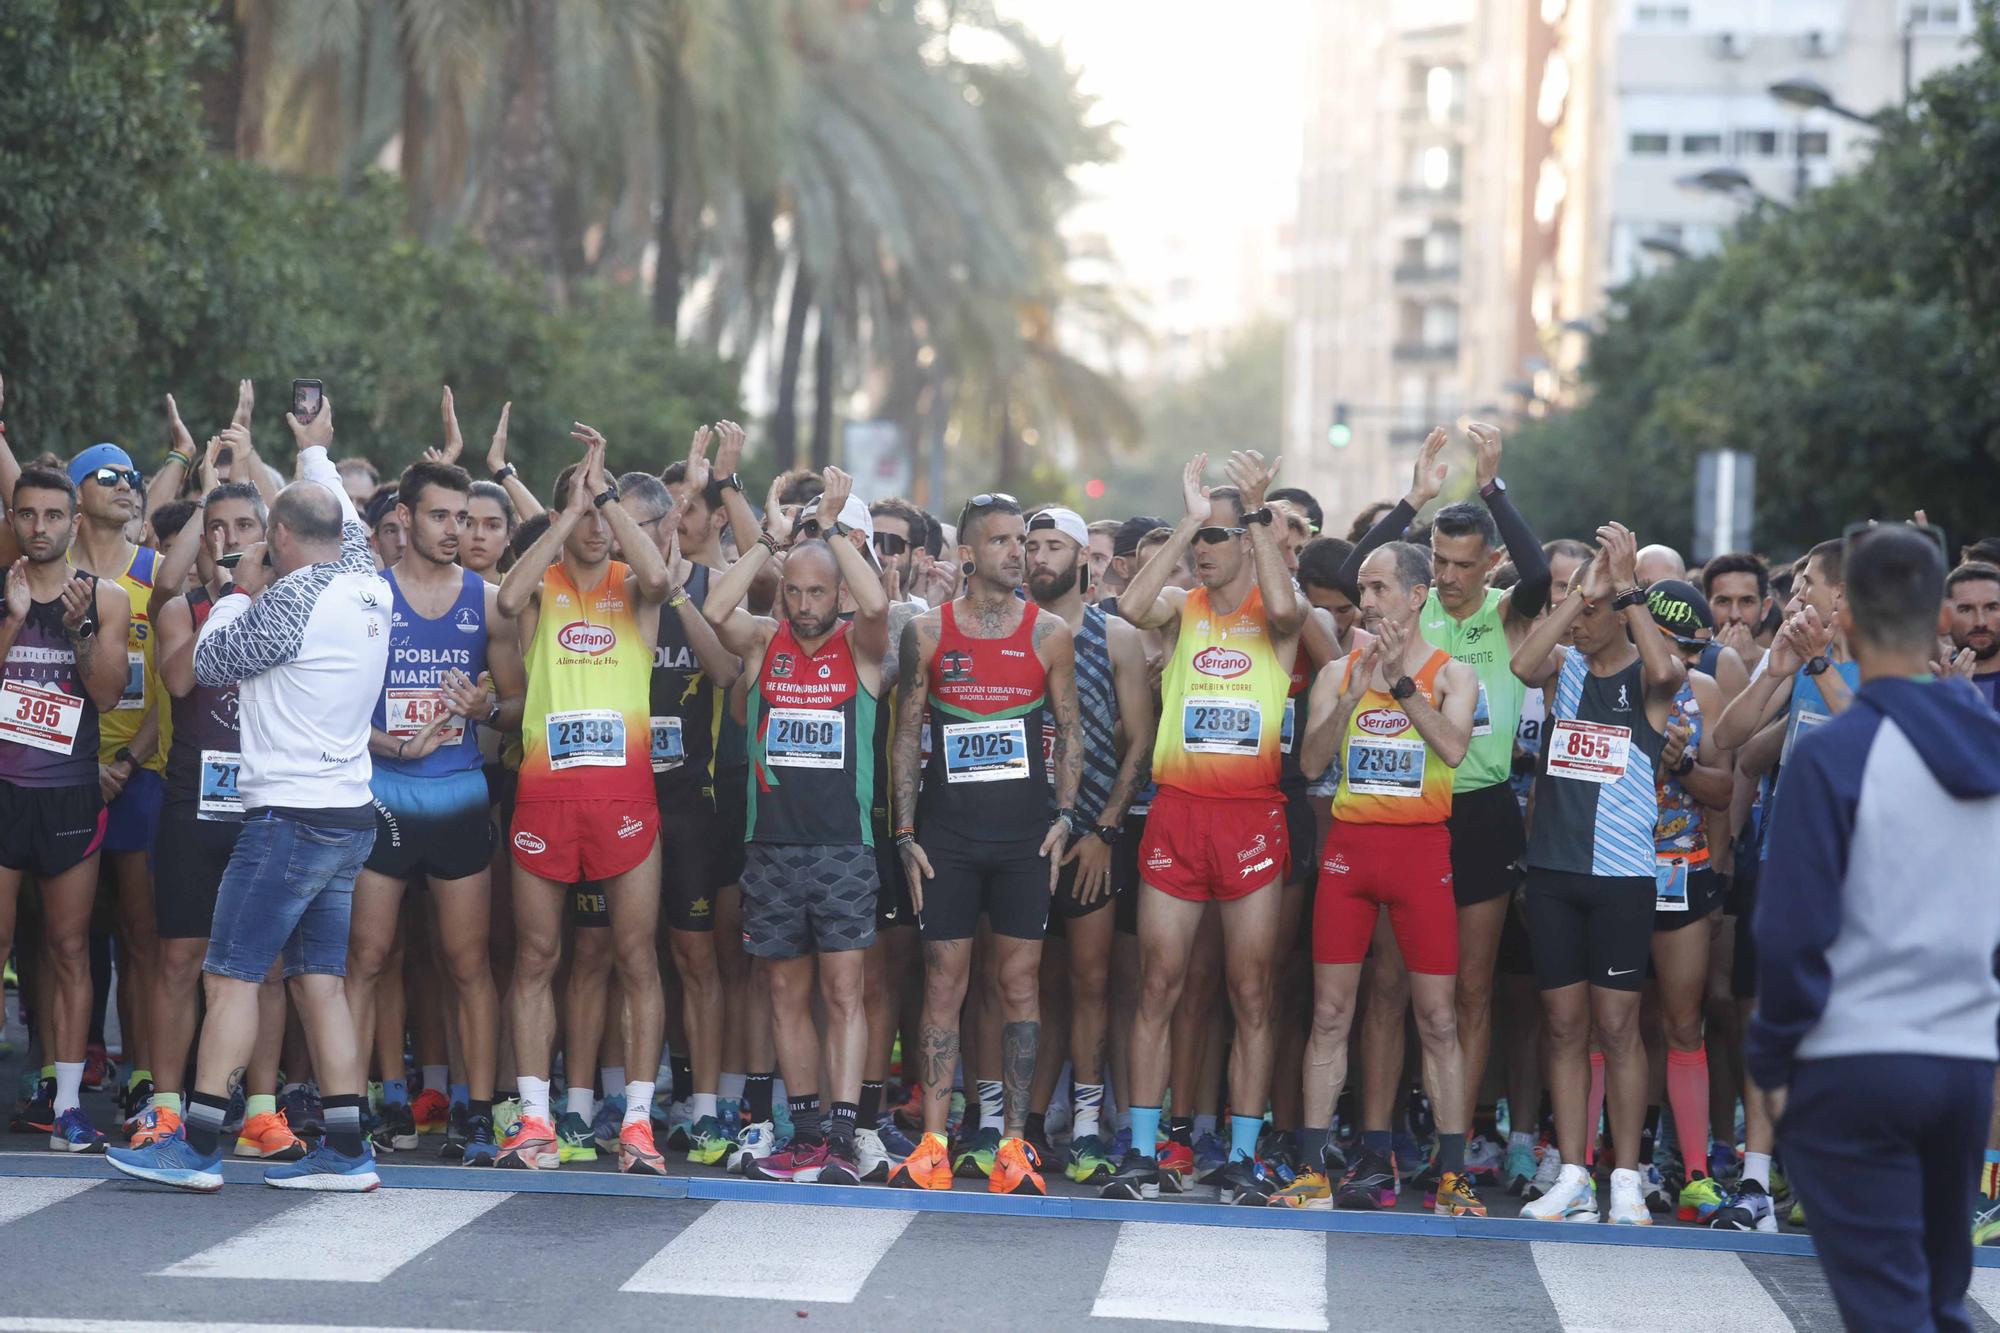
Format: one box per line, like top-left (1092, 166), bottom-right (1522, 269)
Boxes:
top-left (0, 1174), bottom-right (1873, 1330)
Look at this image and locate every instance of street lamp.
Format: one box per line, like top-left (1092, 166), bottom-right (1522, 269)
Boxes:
top-left (1639, 234), bottom-right (1690, 261)
top-left (1676, 166), bottom-right (1789, 210)
top-left (1768, 76), bottom-right (1883, 127)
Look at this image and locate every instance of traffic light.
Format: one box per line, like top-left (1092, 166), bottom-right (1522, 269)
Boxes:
top-left (1084, 478), bottom-right (1106, 500)
top-left (1327, 401), bottom-right (1352, 449)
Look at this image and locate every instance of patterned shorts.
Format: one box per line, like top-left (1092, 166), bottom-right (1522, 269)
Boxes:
top-left (739, 842), bottom-right (878, 960)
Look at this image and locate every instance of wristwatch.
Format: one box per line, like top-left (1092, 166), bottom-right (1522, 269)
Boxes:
top-left (1054, 807), bottom-right (1081, 838)
top-left (1612, 586), bottom-right (1649, 612)
top-left (484, 695), bottom-right (503, 725)
top-left (492, 464), bottom-right (518, 484)
top-left (70, 619), bottom-right (96, 642)
top-left (718, 473), bottom-right (743, 493)
top-left (114, 747), bottom-right (136, 769)
top-left (1480, 477), bottom-right (1507, 499)
top-left (1243, 506), bottom-right (1275, 526)
top-left (1390, 675), bottom-right (1418, 702)
top-left (591, 485), bottom-right (619, 508)
top-left (1803, 655), bottom-right (1832, 677)
top-left (1091, 823), bottom-right (1120, 846)
top-left (1672, 750), bottom-right (1697, 777)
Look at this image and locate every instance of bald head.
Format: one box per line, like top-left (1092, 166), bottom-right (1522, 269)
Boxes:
top-left (271, 481), bottom-right (343, 545)
top-left (1636, 544), bottom-right (1687, 585)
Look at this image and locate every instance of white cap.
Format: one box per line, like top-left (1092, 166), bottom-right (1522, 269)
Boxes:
top-left (1030, 506), bottom-right (1089, 548)
top-left (838, 494), bottom-right (875, 540)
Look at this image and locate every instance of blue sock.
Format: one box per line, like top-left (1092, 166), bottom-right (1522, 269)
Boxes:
top-left (449, 1083), bottom-right (470, 1109)
top-left (1362, 1129), bottom-right (1393, 1156)
top-left (383, 1078), bottom-right (408, 1107)
top-left (1130, 1106), bottom-right (1162, 1161)
top-left (1229, 1114), bottom-right (1264, 1164)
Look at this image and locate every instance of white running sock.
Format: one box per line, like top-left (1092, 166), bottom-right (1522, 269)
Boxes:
top-left (53, 1061), bottom-right (83, 1116)
top-left (1743, 1151), bottom-right (1772, 1190)
top-left (1072, 1083), bottom-right (1105, 1141)
top-left (623, 1081), bottom-right (654, 1128)
top-left (565, 1085), bottom-right (595, 1119)
top-left (978, 1079), bottom-right (1004, 1129)
top-left (518, 1076), bottom-right (552, 1125)
top-left (691, 1092), bottom-right (718, 1121)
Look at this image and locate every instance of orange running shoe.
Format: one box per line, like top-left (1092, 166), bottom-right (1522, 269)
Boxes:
top-left (235, 1110), bottom-right (307, 1161)
top-left (988, 1137), bottom-right (1046, 1196)
top-left (497, 1115), bottom-right (560, 1170)
top-left (411, 1087), bottom-right (450, 1136)
top-left (127, 1105), bottom-right (181, 1149)
top-left (619, 1118), bottom-right (667, 1176)
top-left (887, 1131), bottom-right (953, 1191)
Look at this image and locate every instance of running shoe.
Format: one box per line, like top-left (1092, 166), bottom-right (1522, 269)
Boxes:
top-left (1024, 1118), bottom-right (1056, 1170)
top-left (618, 1119), bottom-right (667, 1176)
top-left (1708, 1141), bottom-right (1740, 1182)
top-left (107, 1131), bottom-right (224, 1192)
top-left (1434, 1170), bottom-right (1488, 1217)
top-left (1522, 1146), bottom-right (1564, 1202)
top-left (49, 1107), bottom-right (106, 1153)
top-left (728, 1121), bottom-right (778, 1174)
top-left (1392, 1131), bottom-right (1432, 1179)
top-left (819, 1141), bottom-right (861, 1187)
top-left (1192, 1130), bottom-right (1228, 1174)
top-left (128, 1105), bottom-right (181, 1149)
top-left (1976, 1197), bottom-right (2000, 1247)
top-left (591, 1095), bottom-right (628, 1155)
top-left (83, 1043), bottom-right (115, 1092)
top-left (1606, 1167), bottom-right (1651, 1225)
top-left (1100, 1150), bottom-right (1162, 1202)
top-left (658, 1096), bottom-right (695, 1151)
top-left (1641, 1163), bottom-right (1674, 1215)
top-left (411, 1087), bottom-right (449, 1136)
top-left (952, 1125), bottom-right (1000, 1179)
top-left (490, 1097), bottom-right (521, 1138)
top-left (1269, 1165), bottom-right (1332, 1209)
top-left (747, 1139), bottom-right (828, 1183)
top-left (1413, 1156), bottom-right (1444, 1210)
top-left (1157, 1138), bottom-right (1196, 1194)
top-left (1520, 1164), bottom-right (1600, 1223)
top-left (235, 1110), bottom-right (307, 1161)
top-left (852, 1127), bottom-right (893, 1181)
top-left (1212, 1158), bottom-right (1274, 1206)
top-left (888, 1131), bottom-right (953, 1191)
top-left (1503, 1137), bottom-right (1540, 1196)
top-left (121, 1077), bottom-right (155, 1134)
top-left (1065, 1133), bottom-right (1115, 1185)
top-left (496, 1115), bottom-right (560, 1170)
top-left (686, 1115), bottom-right (736, 1168)
top-left (441, 1102), bottom-right (470, 1161)
top-left (989, 1137), bottom-right (1045, 1196)
top-left (876, 1116), bottom-right (917, 1160)
top-left (1336, 1150), bottom-right (1398, 1210)
top-left (11, 1076), bottom-right (55, 1134)
top-left (461, 1114), bottom-right (498, 1167)
top-left (1678, 1174), bottom-right (1728, 1223)
top-left (281, 1086), bottom-right (324, 1142)
top-left (555, 1110), bottom-right (598, 1163)
top-left (1708, 1179), bottom-right (1778, 1233)
top-left (1788, 1197), bottom-right (1807, 1228)
top-left (371, 1100), bottom-right (418, 1153)
top-left (266, 1141), bottom-right (380, 1191)
top-left (1464, 1134), bottom-right (1504, 1180)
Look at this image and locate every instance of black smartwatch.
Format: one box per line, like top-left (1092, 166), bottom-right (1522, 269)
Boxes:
top-left (1803, 655), bottom-right (1832, 677)
top-left (114, 747), bottom-right (136, 768)
top-left (1672, 749), bottom-right (1697, 777)
top-left (1390, 675), bottom-right (1418, 702)
top-left (591, 485), bottom-right (619, 508)
top-left (1091, 823), bottom-right (1120, 846)
top-left (718, 472), bottom-right (743, 493)
top-left (492, 463), bottom-right (518, 484)
top-left (828, 520), bottom-right (852, 540)
top-left (1243, 506), bottom-right (1275, 527)
top-left (1612, 586), bottom-right (1649, 612)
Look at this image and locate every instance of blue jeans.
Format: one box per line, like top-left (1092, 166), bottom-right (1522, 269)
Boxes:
top-left (203, 811), bottom-right (376, 983)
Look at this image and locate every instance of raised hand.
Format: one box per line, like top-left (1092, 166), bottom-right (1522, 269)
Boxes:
top-left (1468, 420), bottom-right (1503, 490)
top-left (1407, 428), bottom-right (1449, 507)
top-left (232, 542), bottom-right (274, 597)
top-left (485, 402), bottom-right (513, 476)
top-left (571, 423), bottom-right (610, 498)
top-left (1343, 637), bottom-right (1382, 702)
top-left (762, 476), bottom-right (795, 544)
top-left (398, 711), bottom-right (455, 761)
top-left (685, 425), bottom-right (714, 494)
top-left (232, 379), bottom-right (255, 430)
top-left (1796, 603), bottom-right (1834, 659)
top-left (1660, 718), bottom-right (1693, 771)
top-left (1181, 454), bottom-right (1212, 524)
top-left (1766, 612), bottom-right (1810, 677)
top-left (1375, 616), bottom-right (1409, 674)
top-left (438, 386), bottom-right (466, 464)
top-left (166, 393), bottom-right (194, 460)
top-left (1716, 620), bottom-right (1759, 664)
top-left (5, 560), bottom-right (31, 622)
top-left (199, 433), bottom-right (226, 494)
top-left (438, 666), bottom-right (494, 719)
top-left (712, 420), bottom-right (746, 478)
top-left (58, 575), bottom-right (94, 635)
top-left (285, 393), bottom-right (334, 452)
top-left (1578, 547), bottom-right (1615, 603)
top-left (815, 466), bottom-right (854, 530)
top-left (1597, 522), bottom-right (1639, 589)
top-left (1223, 450), bottom-right (1281, 510)
top-left (1931, 646), bottom-right (1978, 680)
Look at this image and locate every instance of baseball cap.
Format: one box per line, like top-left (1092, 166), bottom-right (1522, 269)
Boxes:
top-left (1646, 578), bottom-right (1715, 648)
top-left (837, 494), bottom-right (875, 541)
top-left (69, 443), bottom-right (135, 487)
top-left (1113, 515), bottom-right (1169, 558)
top-left (1028, 507), bottom-right (1089, 548)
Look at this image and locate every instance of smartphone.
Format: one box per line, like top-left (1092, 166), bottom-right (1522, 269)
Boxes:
top-left (216, 552), bottom-right (244, 569)
top-left (292, 378), bottom-right (323, 424)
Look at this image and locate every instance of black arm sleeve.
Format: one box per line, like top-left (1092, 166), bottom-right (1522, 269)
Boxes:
top-left (1489, 489), bottom-right (1551, 620)
top-left (1335, 500), bottom-right (1417, 602)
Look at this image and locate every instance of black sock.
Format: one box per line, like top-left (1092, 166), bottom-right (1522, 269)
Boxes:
top-left (323, 1093), bottom-right (366, 1157)
top-left (858, 1080), bottom-right (884, 1125)
top-left (1024, 1110), bottom-right (1046, 1143)
top-left (746, 1072), bottom-right (775, 1124)
top-left (1641, 1105), bottom-right (1662, 1159)
top-left (1168, 1116), bottom-right (1193, 1146)
top-left (470, 1098), bottom-right (493, 1125)
top-left (1438, 1132), bottom-right (1467, 1175)
top-left (671, 1056), bottom-right (694, 1103)
top-left (830, 1102), bottom-right (859, 1153)
top-left (1362, 1129), bottom-right (1392, 1157)
top-left (789, 1094), bottom-right (824, 1146)
top-left (185, 1091), bottom-right (229, 1156)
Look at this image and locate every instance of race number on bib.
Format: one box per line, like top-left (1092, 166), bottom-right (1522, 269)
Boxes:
top-left (1654, 858), bottom-right (1690, 912)
top-left (1782, 708), bottom-right (1829, 765)
top-left (116, 651), bottom-right (146, 711)
top-left (943, 717), bottom-right (1029, 783)
top-left (198, 749), bottom-right (244, 820)
top-left (765, 707), bottom-right (845, 769)
top-left (546, 709), bottom-right (625, 769)
top-left (1546, 719), bottom-right (1631, 783)
top-left (1345, 735), bottom-right (1426, 797)
top-left (1182, 696), bottom-right (1261, 756)
top-left (0, 680), bottom-right (83, 756)
top-left (385, 688), bottom-right (466, 746)
top-left (650, 716), bottom-right (685, 772)
top-left (1470, 682), bottom-right (1491, 738)
top-left (1280, 697), bottom-right (1297, 755)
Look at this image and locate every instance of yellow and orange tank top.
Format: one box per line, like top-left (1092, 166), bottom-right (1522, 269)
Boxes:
top-left (517, 561), bottom-right (652, 804)
top-left (1330, 647), bottom-right (1455, 826)
top-left (1153, 585), bottom-right (1291, 801)
top-left (99, 545), bottom-right (169, 774)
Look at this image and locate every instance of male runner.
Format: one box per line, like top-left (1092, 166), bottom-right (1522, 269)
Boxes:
top-left (1510, 524), bottom-right (1684, 1226)
top-left (494, 427), bottom-right (672, 1174)
top-left (888, 493), bottom-right (1080, 1197)
top-left (346, 459), bottom-right (522, 1166)
top-left (0, 466), bottom-right (132, 1150)
top-left (1288, 541), bottom-right (1481, 1215)
top-left (704, 467), bottom-right (886, 1186)
top-left (1099, 450), bottom-right (1304, 1205)
top-left (1702, 553), bottom-right (1774, 672)
top-left (1945, 562), bottom-right (2000, 711)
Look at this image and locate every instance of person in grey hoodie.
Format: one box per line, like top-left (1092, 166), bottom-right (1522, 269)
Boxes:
top-left (1749, 524), bottom-right (2000, 1333)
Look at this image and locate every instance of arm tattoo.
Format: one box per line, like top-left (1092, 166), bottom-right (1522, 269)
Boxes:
top-left (1039, 618), bottom-right (1082, 810)
top-left (1002, 1019), bottom-right (1040, 1136)
top-left (891, 617), bottom-right (932, 832)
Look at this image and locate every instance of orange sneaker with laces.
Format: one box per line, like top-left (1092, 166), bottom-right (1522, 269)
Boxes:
top-left (619, 1118), bottom-right (667, 1175)
top-left (128, 1105), bottom-right (181, 1149)
top-left (497, 1115), bottom-right (560, 1170)
top-left (888, 1131), bottom-right (953, 1191)
top-left (236, 1110), bottom-right (308, 1160)
top-left (989, 1137), bottom-right (1046, 1196)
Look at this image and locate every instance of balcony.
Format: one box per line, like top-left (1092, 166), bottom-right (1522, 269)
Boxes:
top-left (1393, 260), bottom-right (1461, 285)
top-left (1392, 340), bottom-right (1460, 363)
top-left (1397, 182), bottom-right (1462, 206)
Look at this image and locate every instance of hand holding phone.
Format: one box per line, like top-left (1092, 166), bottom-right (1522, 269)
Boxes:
top-left (292, 379), bottom-right (323, 424)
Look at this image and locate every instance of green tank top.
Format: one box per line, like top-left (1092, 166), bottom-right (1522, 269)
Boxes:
top-left (1418, 585), bottom-right (1521, 792)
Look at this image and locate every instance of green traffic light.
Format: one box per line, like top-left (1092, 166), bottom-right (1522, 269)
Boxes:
top-left (1328, 423), bottom-right (1352, 448)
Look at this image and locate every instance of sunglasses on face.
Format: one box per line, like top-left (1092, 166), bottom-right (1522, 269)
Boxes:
top-left (872, 531), bottom-right (909, 556)
top-left (1192, 526), bottom-right (1246, 546)
top-left (89, 467), bottom-right (142, 490)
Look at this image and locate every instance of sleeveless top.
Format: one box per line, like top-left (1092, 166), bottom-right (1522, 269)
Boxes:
top-left (1279, 643), bottom-right (1312, 791)
top-left (1526, 649), bottom-right (1666, 878)
top-left (518, 561), bottom-right (653, 803)
top-left (921, 600), bottom-right (1050, 840)
top-left (747, 618), bottom-right (874, 846)
top-left (99, 545), bottom-right (170, 773)
top-left (1062, 604), bottom-right (1119, 823)
top-left (1330, 648), bottom-right (1455, 826)
top-left (1420, 585), bottom-right (1522, 793)
top-left (650, 564), bottom-right (719, 798)
top-left (165, 588), bottom-right (244, 821)
top-left (0, 580), bottom-right (103, 788)
top-left (1653, 676), bottom-right (1709, 865)
top-left (373, 566), bottom-right (488, 778)
top-left (1153, 585), bottom-right (1290, 801)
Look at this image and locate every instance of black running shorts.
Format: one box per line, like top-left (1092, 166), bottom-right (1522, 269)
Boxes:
top-left (1523, 868), bottom-right (1654, 993)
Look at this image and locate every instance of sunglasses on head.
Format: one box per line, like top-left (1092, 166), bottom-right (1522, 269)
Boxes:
top-left (872, 531), bottom-right (909, 556)
top-left (89, 466), bottom-right (142, 490)
top-left (1192, 526), bottom-right (1246, 545)
top-left (957, 491), bottom-right (1017, 532)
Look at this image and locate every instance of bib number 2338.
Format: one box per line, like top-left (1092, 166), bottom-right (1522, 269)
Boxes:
top-left (547, 709), bottom-right (625, 769)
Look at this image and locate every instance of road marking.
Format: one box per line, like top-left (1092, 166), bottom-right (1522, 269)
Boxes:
top-left (1091, 1221), bottom-right (1327, 1330)
top-left (622, 1200), bottom-right (914, 1302)
top-left (1531, 1241), bottom-right (1793, 1330)
top-left (0, 1177), bottom-right (99, 1228)
top-left (158, 1188), bottom-right (511, 1283)
top-left (1970, 1267), bottom-right (2000, 1322)
top-left (0, 1322), bottom-right (531, 1333)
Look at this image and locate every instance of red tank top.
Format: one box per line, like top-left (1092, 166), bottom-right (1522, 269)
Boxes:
top-left (921, 599), bottom-right (1051, 839)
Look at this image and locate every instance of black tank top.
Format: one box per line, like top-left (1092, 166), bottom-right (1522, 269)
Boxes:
top-left (164, 588), bottom-right (244, 819)
top-left (746, 619), bottom-right (875, 847)
top-left (0, 576), bottom-right (102, 789)
top-left (920, 601), bottom-right (1051, 841)
top-left (649, 564), bottom-right (718, 797)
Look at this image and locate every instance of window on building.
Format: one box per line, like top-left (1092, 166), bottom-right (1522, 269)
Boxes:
top-left (1631, 2), bottom-right (1692, 26)
top-left (1734, 128), bottom-right (1780, 156)
top-left (1629, 132), bottom-right (1671, 155)
top-left (1422, 302), bottom-right (1459, 347)
top-left (1423, 224), bottom-right (1461, 269)
top-left (1681, 132), bottom-right (1723, 155)
top-left (1796, 129), bottom-right (1830, 157)
top-left (1422, 145), bottom-right (1456, 190)
top-left (1906, 2), bottom-right (1962, 28)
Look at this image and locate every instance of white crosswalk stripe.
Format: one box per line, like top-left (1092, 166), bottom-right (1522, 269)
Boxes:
top-left (1531, 1241), bottom-right (1794, 1331)
top-left (1968, 1266), bottom-right (2000, 1322)
top-left (0, 1177), bottom-right (100, 1228)
top-left (1090, 1221), bottom-right (1328, 1330)
top-left (158, 1187), bottom-right (512, 1283)
top-left (621, 1200), bottom-right (915, 1302)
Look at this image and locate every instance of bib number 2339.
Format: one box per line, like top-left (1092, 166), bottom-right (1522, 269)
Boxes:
top-left (547, 709), bottom-right (625, 769)
top-left (1182, 696), bottom-right (1260, 756)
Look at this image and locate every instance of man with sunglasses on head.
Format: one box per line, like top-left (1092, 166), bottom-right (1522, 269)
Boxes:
top-left (1098, 450), bottom-right (1304, 1204)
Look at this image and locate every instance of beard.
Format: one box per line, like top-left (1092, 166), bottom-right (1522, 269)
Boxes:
top-left (1028, 563), bottom-right (1078, 603)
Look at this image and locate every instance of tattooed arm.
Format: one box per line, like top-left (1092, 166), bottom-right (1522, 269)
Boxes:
top-left (893, 613), bottom-right (939, 914)
top-left (1034, 613), bottom-right (1079, 890)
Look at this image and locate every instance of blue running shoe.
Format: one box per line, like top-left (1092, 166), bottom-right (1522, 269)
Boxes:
top-left (460, 1114), bottom-right (499, 1167)
top-left (108, 1130), bottom-right (223, 1192)
top-left (49, 1106), bottom-right (106, 1154)
top-left (1709, 1142), bottom-right (1740, 1182)
top-left (717, 1097), bottom-right (742, 1132)
top-left (876, 1116), bottom-right (916, 1159)
top-left (1193, 1131), bottom-right (1228, 1174)
top-left (1392, 1131), bottom-right (1432, 1178)
top-left (224, 1084), bottom-right (246, 1135)
top-left (265, 1141), bottom-right (381, 1191)
top-left (1109, 1125), bottom-right (1132, 1161)
top-left (591, 1095), bottom-right (627, 1155)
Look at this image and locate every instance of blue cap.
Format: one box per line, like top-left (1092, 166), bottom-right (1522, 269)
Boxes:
top-left (69, 443), bottom-right (136, 487)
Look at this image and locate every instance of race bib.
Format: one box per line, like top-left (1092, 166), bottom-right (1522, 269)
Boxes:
top-left (385, 688), bottom-right (466, 746)
top-left (1182, 695), bottom-right (1261, 756)
top-left (1782, 707), bottom-right (1830, 765)
top-left (1280, 697), bottom-right (1297, 755)
top-left (198, 749), bottom-right (244, 820)
top-left (0, 680), bottom-right (83, 756)
top-left (1655, 858), bottom-right (1690, 912)
top-left (943, 717), bottom-right (1029, 783)
top-left (546, 708), bottom-right (625, 769)
top-left (1470, 681), bottom-right (1491, 738)
top-left (1345, 734), bottom-right (1426, 797)
top-left (116, 651), bottom-right (146, 711)
top-left (1546, 719), bottom-right (1631, 783)
top-left (765, 707), bottom-right (845, 769)
top-left (650, 716), bottom-right (685, 772)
